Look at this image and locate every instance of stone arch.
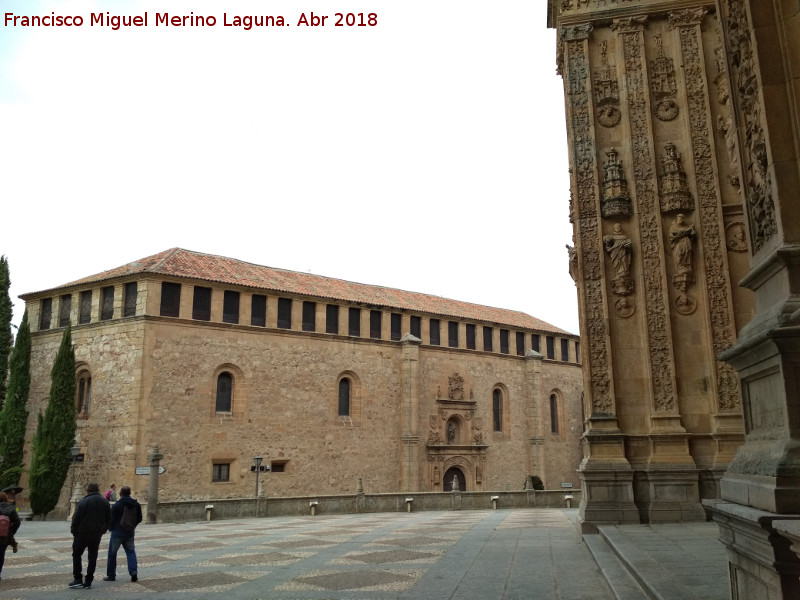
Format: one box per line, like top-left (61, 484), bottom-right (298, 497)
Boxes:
top-left (75, 361), bottom-right (92, 417)
top-left (211, 363), bottom-right (247, 417)
top-left (445, 413), bottom-right (468, 444)
top-left (491, 382), bottom-right (510, 435)
top-left (335, 370), bottom-right (362, 425)
top-left (548, 388), bottom-right (564, 437)
top-left (443, 465), bottom-right (468, 491)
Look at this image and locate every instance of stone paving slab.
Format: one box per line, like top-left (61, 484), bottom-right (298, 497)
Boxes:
top-left (0, 509), bottom-right (616, 600)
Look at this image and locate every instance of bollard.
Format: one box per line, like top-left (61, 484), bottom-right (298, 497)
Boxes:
top-left (309, 501), bottom-right (319, 516)
top-left (564, 494), bottom-right (573, 508)
top-left (491, 495), bottom-right (499, 510)
top-left (205, 505), bottom-right (214, 521)
top-left (405, 498), bottom-right (414, 512)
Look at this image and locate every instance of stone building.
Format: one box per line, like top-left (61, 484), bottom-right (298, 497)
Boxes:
top-left (19, 248), bottom-right (583, 504)
top-left (550, 0), bottom-right (800, 597)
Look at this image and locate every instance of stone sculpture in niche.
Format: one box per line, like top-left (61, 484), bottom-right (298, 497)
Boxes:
top-left (567, 244), bottom-right (578, 282)
top-left (447, 421), bottom-right (456, 444)
top-left (725, 221), bottom-right (747, 252)
top-left (668, 213), bottom-right (697, 314)
top-left (650, 34), bottom-right (679, 121)
top-left (659, 142), bottom-right (694, 212)
top-left (603, 223), bottom-right (634, 299)
top-left (601, 148), bottom-right (633, 217)
top-left (594, 41), bottom-right (622, 127)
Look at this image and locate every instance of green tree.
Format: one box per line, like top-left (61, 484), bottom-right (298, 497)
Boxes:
top-left (0, 310), bottom-right (30, 488)
top-left (0, 256), bottom-right (12, 408)
top-left (29, 326), bottom-right (76, 517)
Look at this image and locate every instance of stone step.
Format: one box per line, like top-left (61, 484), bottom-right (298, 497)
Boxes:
top-left (584, 533), bottom-right (652, 600)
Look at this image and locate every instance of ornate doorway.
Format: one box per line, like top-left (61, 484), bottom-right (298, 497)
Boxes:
top-left (443, 467), bottom-right (466, 491)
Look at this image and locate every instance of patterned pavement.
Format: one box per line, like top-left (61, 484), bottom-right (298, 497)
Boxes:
top-left (0, 508), bottom-right (614, 600)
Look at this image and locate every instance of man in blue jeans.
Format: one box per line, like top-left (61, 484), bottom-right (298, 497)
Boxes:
top-left (103, 485), bottom-right (142, 583)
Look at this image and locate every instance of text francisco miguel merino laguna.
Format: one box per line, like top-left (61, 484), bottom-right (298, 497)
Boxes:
top-left (4, 11), bottom-right (379, 30)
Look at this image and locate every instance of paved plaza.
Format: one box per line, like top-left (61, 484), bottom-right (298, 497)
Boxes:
top-left (0, 508), bottom-right (729, 600)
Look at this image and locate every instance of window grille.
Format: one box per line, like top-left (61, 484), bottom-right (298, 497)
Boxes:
top-left (79, 291), bottom-right (92, 324)
top-left (39, 298), bottom-right (52, 330)
top-left (370, 310), bottom-right (381, 339)
top-left (160, 282), bottom-right (181, 317)
top-left (561, 338), bottom-right (569, 361)
top-left (212, 463), bottom-right (230, 482)
top-left (483, 326), bottom-right (493, 351)
top-left (59, 295), bottom-right (72, 327)
top-left (448, 321), bottom-right (458, 348)
top-left (500, 329), bottom-right (509, 354)
top-left (493, 389), bottom-right (503, 432)
top-left (223, 290), bottom-right (240, 324)
top-left (466, 324), bottom-right (476, 349)
top-left (348, 308), bottom-right (361, 337)
top-left (251, 294), bottom-right (266, 327)
top-left (326, 304), bottom-right (339, 334)
top-left (123, 282), bottom-right (137, 317)
top-left (338, 378), bottom-right (351, 416)
top-left (550, 394), bottom-right (559, 434)
top-left (429, 319), bottom-right (440, 346)
top-left (531, 334), bottom-right (540, 353)
top-left (216, 372), bottom-right (233, 412)
top-left (277, 298), bottom-right (292, 329)
top-left (101, 286), bottom-right (114, 321)
top-left (302, 301), bottom-right (316, 331)
top-left (546, 336), bottom-right (555, 359)
top-left (390, 313), bottom-right (401, 341)
top-left (192, 287), bottom-right (212, 321)
top-left (516, 332), bottom-right (525, 356)
top-left (410, 316), bottom-right (421, 339)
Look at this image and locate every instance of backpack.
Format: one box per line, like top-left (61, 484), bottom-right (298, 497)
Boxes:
top-left (120, 504), bottom-right (138, 532)
top-left (104, 490), bottom-right (113, 501)
top-left (0, 514), bottom-right (10, 538)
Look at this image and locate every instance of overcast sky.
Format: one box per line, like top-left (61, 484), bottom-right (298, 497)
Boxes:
top-left (1, 0), bottom-right (579, 335)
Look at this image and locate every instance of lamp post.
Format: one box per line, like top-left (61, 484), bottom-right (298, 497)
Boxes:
top-left (68, 445), bottom-right (80, 515)
top-left (253, 456), bottom-right (263, 498)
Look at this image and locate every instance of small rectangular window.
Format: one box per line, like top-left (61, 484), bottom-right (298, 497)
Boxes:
top-left (123, 282), bottom-right (137, 318)
top-left (79, 290), bottom-right (92, 324)
top-left (39, 298), bottom-right (52, 330)
top-left (531, 334), bottom-right (540, 353)
top-left (516, 332), bottom-right (525, 356)
top-left (483, 326), bottom-right (493, 352)
top-left (160, 282), bottom-right (181, 318)
top-left (430, 319), bottom-right (440, 346)
top-left (302, 301), bottom-right (316, 331)
top-left (546, 336), bottom-right (555, 359)
top-left (500, 329), bottom-right (510, 354)
top-left (212, 463), bottom-right (230, 482)
top-left (278, 298), bottom-right (292, 329)
top-left (192, 287), bottom-right (212, 321)
top-left (391, 313), bottom-right (402, 341)
top-left (466, 324), bottom-right (476, 350)
top-left (100, 286), bottom-right (114, 321)
top-left (59, 295), bottom-right (72, 327)
top-left (575, 341), bottom-right (580, 363)
top-left (270, 461), bottom-right (286, 473)
top-left (326, 304), bottom-right (339, 334)
top-left (348, 307), bottom-right (361, 336)
top-left (370, 310), bottom-right (382, 339)
top-left (448, 321), bottom-right (458, 348)
top-left (223, 290), bottom-right (240, 324)
top-left (410, 316), bottom-right (421, 339)
top-left (561, 338), bottom-right (569, 361)
top-left (251, 294), bottom-right (267, 327)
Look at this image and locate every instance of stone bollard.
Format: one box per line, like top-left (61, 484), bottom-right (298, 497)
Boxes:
top-left (147, 444), bottom-right (164, 524)
top-left (405, 498), bottom-right (413, 512)
top-left (309, 501), bottom-right (319, 516)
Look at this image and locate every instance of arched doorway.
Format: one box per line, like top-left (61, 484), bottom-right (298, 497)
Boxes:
top-left (443, 467), bottom-right (466, 491)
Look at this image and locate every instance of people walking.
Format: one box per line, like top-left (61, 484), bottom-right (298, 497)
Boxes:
top-left (104, 483), bottom-right (117, 503)
top-left (103, 485), bottom-right (142, 583)
top-left (69, 482), bottom-right (110, 589)
top-left (0, 492), bottom-right (21, 581)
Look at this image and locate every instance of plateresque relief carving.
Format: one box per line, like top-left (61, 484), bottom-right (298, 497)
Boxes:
top-left (659, 142), bottom-right (694, 212)
top-left (603, 223), bottom-right (634, 299)
top-left (448, 373), bottom-right (465, 401)
top-left (650, 34), bottom-right (679, 121)
top-left (601, 148), bottom-right (632, 217)
top-left (668, 213), bottom-right (697, 314)
top-left (594, 41), bottom-right (622, 128)
top-left (725, 221), bottom-right (747, 252)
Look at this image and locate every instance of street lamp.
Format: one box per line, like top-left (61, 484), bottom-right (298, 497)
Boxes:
top-left (68, 445), bottom-right (80, 514)
top-left (253, 456), bottom-right (263, 498)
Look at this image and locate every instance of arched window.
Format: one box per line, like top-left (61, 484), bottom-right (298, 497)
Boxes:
top-left (216, 372), bottom-right (233, 413)
top-left (493, 389), bottom-right (503, 432)
top-left (550, 393), bottom-right (559, 435)
top-left (76, 372), bottom-right (92, 415)
top-left (338, 378), bottom-right (351, 417)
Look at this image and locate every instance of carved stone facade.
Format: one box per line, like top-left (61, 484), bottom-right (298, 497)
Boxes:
top-left (553, 0), bottom-right (800, 597)
top-left (18, 249), bottom-right (583, 507)
top-left (552, 1), bottom-right (750, 529)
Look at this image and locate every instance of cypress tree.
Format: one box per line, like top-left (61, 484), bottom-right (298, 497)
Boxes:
top-left (0, 310), bottom-right (30, 489)
top-left (29, 326), bottom-right (77, 517)
top-left (0, 256), bottom-right (12, 408)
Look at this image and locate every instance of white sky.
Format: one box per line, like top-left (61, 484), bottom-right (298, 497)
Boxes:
top-left (1, 0), bottom-right (579, 334)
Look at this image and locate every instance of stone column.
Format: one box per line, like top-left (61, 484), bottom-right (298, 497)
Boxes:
top-left (524, 350), bottom-right (545, 484)
top-left (146, 444), bottom-right (163, 525)
top-left (399, 334), bottom-right (421, 492)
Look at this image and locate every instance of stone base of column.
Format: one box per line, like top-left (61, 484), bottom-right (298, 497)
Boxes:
top-left (705, 499), bottom-right (800, 600)
top-left (699, 468), bottom-right (726, 503)
top-left (633, 469), bottom-right (706, 523)
top-left (577, 467), bottom-right (640, 533)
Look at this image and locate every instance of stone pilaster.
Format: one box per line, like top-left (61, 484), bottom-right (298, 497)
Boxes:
top-left (399, 334), bottom-right (421, 492)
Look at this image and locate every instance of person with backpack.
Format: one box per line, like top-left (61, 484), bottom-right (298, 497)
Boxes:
top-left (0, 492), bottom-right (21, 581)
top-left (104, 484), bottom-right (117, 503)
top-left (69, 482), bottom-right (111, 589)
top-left (103, 485), bottom-right (142, 583)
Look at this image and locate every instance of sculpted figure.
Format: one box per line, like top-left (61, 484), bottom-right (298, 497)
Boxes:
top-left (603, 223), bottom-right (632, 278)
top-left (669, 214), bottom-right (696, 276)
top-left (447, 421), bottom-right (456, 444)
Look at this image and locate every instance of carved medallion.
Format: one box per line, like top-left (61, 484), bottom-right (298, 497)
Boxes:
top-left (725, 221), bottom-right (748, 252)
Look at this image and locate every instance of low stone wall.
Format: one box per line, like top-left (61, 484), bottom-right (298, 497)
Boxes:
top-left (150, 489), bottom-right (581, 523)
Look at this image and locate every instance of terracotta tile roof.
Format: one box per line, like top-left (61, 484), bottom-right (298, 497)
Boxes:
top-left (23, 248), bottom-right (571, 335)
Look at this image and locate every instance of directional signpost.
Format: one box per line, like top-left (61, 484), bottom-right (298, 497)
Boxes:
top-left (135, 466), bottom-right (166, 475)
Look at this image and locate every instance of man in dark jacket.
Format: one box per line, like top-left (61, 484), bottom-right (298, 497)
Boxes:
top-left (0, 491), bottom-right (21, 581)
top-left (69, 482), bottom-right (111, 589)
top-left (103, 485), bottom-right (142, 583)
